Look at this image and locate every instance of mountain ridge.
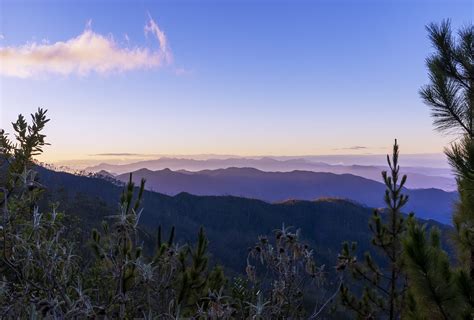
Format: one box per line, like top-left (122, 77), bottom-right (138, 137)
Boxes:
top-left (85, 156), bottom-right (455, 190)
top-left (113, 167), bottom-right (456, 224)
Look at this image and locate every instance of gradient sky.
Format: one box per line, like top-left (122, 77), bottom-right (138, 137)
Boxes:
top-left (1, 0), bottom-right (472, 163)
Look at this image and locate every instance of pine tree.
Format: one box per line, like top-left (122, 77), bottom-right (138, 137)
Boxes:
top-left (403, 217), bottom-right (468, 319)
top-left (89, 178), bottom-right (227, 318)
top-left (90, 173), bottom-right (146, 318)
top-left (338, 140), bottom-right (409, 319)
top-left (419, 20), bottom-right (474, 275)
top-left (402, 20), bottom-right (474, 318)
top-left (174, 227), bottom-right (227, 317)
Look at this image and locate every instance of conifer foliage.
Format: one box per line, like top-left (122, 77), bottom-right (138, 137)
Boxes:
top-left (402, 20), bottom-right (474, 319)
top-left (338, 140), bottom-right (409, 319)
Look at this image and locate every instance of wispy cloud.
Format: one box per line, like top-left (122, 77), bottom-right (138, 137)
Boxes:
top-left (335, 146), bottom-right (368, 150)
top-left (333, 146), bottom-right (386, 151)
top-left (0, 16), bottom-right (172, 78)
top-left (144, 14), bottom-right (172, 65)
top-left (91, 153), bottom-right (152, 157)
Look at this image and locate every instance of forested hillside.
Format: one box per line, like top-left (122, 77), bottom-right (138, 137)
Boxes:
top-left (40, 165), bottom-right (450, 273)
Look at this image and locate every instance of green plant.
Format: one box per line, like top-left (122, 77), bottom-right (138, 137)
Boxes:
top-left (338, 140), bottom-right (409, 320)
top-left (403, 20), bottom-right (474, 319)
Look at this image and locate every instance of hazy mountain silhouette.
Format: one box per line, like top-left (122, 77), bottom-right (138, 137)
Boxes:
top-left (86, 157), bottom-right (455, 190)
top-left (114, 167), bottom-right (457, 224)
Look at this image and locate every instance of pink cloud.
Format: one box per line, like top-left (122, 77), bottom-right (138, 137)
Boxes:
top-left (0, 17), bottom-right (172, 78)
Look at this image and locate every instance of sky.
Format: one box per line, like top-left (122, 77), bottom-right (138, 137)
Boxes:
top-left (0, 0), bottom-right (472, 164)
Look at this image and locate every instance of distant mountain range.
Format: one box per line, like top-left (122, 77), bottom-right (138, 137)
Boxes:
top-left (110, 167), bottom-right (457, 225)
top-left (85, 157), bottom-right (455, 191)
top-left (35, 166), bottom-right (452, 274)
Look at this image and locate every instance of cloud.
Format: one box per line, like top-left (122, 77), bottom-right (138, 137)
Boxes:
top-left (144, 14), bottom-right (172, 64)
top-left (333, 146), bottom-right (387, 151)
top-left (348, 146), bottom-right (367, 150)
top-left (335, 146), bottom-right (368, 150)
top-left (91, 153), bottom-right (151, 157)
top-left (0, 16), bottom-right (172, 78)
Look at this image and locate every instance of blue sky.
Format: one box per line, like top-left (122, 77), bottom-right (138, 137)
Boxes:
top-left (1, 0), bottom-right (472, 163)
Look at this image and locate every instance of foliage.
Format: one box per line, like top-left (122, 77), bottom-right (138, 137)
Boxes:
top-left (243, 224), bottom-right (339, 319)
top-left (0, 110), bottom-right (229, 318)
top-left (419, 20), bottom-right (473, 136)
top-left (402, 20), bottom-right (474, 319)
top-left (1, 109), bottom-right (340, 319)
top-left (446, 136), bottom-right (474, 274)
top-left (337, 140), bottom-right (410, 319)
top-left (403, 218), bottom-right (472, 319)
top-left (419, 20), bottom-right (474, 273)
top-left (0, 109), bottom-right (91, 318)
